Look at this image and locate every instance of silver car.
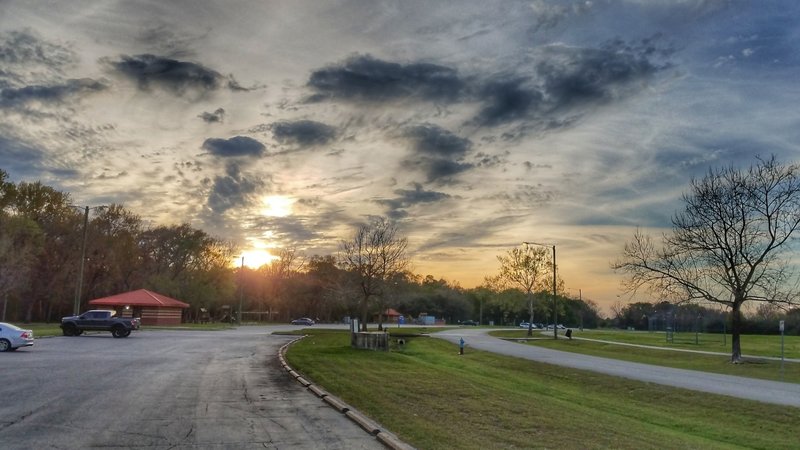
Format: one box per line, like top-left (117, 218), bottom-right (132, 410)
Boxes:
top-left (0, 322), bottom-right (34, 352)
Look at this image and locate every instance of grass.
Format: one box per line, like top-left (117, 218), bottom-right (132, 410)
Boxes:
top-left (490, 329), bottom-right (799, 383)
top-left (285, 329), bottom-right (800, 450)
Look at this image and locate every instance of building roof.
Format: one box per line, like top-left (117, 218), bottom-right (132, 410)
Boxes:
top-left (88, 289), bottom-right (190, 309)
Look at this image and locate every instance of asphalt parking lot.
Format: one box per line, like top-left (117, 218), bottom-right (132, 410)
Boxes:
top-left (0, 327), bottom-right (383, 449)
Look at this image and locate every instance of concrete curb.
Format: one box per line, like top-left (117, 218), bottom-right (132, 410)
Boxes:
top-left (278, 336), bottom-right (416, 450)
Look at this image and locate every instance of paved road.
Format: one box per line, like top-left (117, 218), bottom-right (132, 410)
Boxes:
top-left (434, 328), bottom-right (800, 408)
top-left (0, 326), bottom-right (383, 449)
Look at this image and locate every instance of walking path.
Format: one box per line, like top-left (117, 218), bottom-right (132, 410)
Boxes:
top-left (572, 335), bottom-right (800, 363)
top-left (432, 328), bottom-right (800, 408)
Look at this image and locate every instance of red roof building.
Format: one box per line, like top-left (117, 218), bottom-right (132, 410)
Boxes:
top-left (88, 289), bottom-right (190, 326)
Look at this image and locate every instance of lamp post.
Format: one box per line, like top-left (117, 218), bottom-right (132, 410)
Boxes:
top-left (523, 241), bottom-right (557, 339)
top-left (238, 256), bottom-right (244, 325)
top-left (71, 205), bottom-right (105, 315)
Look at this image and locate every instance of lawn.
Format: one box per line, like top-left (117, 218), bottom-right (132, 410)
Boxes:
top-left (490, 328), bottom-right (799, 383)
top-left (285, 329), bottom-right (800, 450)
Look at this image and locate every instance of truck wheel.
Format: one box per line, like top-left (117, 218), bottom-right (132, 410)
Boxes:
top-left (111, 326), bottom-right (128, 338)
top-left (0, 338), bottom-right (11, 352)
top-left (62, 324), bottom-right (77, 336)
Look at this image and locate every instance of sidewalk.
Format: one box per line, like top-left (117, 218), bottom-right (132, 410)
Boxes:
top-left (432, 328), bottom-right (800, 408)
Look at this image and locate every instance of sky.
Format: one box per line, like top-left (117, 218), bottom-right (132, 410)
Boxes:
top-left (2, 0), bottom-right (800, 311)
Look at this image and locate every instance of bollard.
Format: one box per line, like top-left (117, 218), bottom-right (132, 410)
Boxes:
top-left (459, 337), bottom-right (465, 355)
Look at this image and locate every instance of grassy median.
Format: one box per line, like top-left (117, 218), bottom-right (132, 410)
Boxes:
top-left (284, 329), bottom-right (800, 450)
top-left (491, 329), bottom-right (799, 383)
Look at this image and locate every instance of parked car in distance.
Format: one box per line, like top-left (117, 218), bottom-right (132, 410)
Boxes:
top-left (0, 322), bottom-right (34, 352)
top-left (291, 317), bottom-right (315, 326)
top-left (519, 322), bottom-right (539, 329)
top-left (545, 324), bottom-right (567, 330)
top-left (461, 320), bottom-right (479, 326)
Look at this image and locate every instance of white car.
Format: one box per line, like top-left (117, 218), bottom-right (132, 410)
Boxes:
top-left (519, 322), bottom-right (539, 329)
top-left (0, 322), bottom-right (34, 352)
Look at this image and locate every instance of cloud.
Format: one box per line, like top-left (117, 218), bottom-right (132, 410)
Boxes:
top-left (536, 41), bottom-right (666, 110)
top-left (378, 182), bottom-right (451, 219)
top-left (401, 124), bottom-right (475, 183)
top-left (105, 54), bottom-right (247, 96)
top-left (207, 162), bottom-right (263, 213)
top-left (0, 30), bottom-right (76, 85)
top-left (404, 123), bottom-right (472, 157)
top-left (473, 77), bottom-right (544, 127)
top-left (198, 107), bottom-right (225, 123)
top-left (202, 136), bottom-right (265, 157)
top-left (271, 120), bottom-right (337, 146)
top-left (307, 54), bottom-right (465, 102)
top-left (0, 78), bottom-right (107, 108)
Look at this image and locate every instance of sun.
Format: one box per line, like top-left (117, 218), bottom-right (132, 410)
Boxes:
top-left (237, 249), bottom-right (278, 269)
top-left (261, 195), bottom-right (294, 217)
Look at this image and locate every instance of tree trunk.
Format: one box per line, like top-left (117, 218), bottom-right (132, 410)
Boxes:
top-left (730, 302), bottom-right (743, 363)
top-left (527, 291), bottom-right (534, 337)
top-left (360, 294), bottom-right (369, 331)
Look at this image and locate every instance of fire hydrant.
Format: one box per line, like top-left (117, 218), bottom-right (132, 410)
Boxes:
top-left (459, 337), bottom-right (465, 355)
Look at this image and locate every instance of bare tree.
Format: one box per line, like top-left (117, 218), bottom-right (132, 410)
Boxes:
top-left (494, 245), bottom-right (553, 336)
top-left (614, 156), bottom-right (800, 362)
top-left (339, 217), bottom-right (409, 331)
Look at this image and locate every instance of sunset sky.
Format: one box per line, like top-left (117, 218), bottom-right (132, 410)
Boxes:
top-left (2, 1), bottom-right (799, 311)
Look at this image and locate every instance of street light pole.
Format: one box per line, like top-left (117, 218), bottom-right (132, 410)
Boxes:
top-left (238, 256), bottom-right (244, 325)
top-left (73, 206), bottom-right (89, 316)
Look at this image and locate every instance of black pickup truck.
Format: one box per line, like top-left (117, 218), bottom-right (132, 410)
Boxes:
top-left (61, 310), bottom-right (141, 338)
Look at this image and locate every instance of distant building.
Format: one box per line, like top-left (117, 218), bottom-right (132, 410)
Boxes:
top-left (373, 308), bottom-right (403, 323)
top-left (88, 289), bottom-right (190, 326)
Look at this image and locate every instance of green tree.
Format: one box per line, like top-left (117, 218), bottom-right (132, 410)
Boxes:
top-left (493, 245), bottom-right (554, 336)
top-left (0, 215), bottom-right (44, 321)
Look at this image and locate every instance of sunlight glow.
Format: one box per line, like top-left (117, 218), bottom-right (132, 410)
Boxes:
top-left (238, 249), bottom-right (278, 269)
top-left (261, 195), bottom-right (294, 217)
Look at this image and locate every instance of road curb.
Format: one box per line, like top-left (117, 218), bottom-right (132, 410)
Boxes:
top-left (278, 336), bottom-right (417, 450)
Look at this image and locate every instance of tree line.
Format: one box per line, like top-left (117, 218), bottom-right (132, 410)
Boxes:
top-left (1, 169), bottom-right (603, 326)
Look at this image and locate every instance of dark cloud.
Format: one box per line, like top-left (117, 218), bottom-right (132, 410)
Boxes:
top-left (307, 54), bottom-right (465, 102)
top-left (378, 182), bottom-right (451, 219)
top-left (404, 157), bottom-right (474, 184)
top-left (404, 123), bottom-right (472, 157)
top-left (202, 136), bottom-right (265, 157)
top-left (308, 43), bottom-right (666, 131)
top-left (401, 124), bottom-right (474, 183)
top-left (198, 107), bottom-right (225, 123)
top-left (473, 77), bottom-right (544, 127)
top-left (271, 120), bottom-right (336, 146)
top-left (106, 54), bottom-right (247, 95)
top-left (536, 42), bottom-right (664, 110)
top-left (207, 162), bottom-right (263, 213)
top-left (0, 78), bottom-right (107, 108)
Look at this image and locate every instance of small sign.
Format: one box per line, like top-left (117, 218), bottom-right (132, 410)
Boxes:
top-left (780, 320), bottom-right (785, 332)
